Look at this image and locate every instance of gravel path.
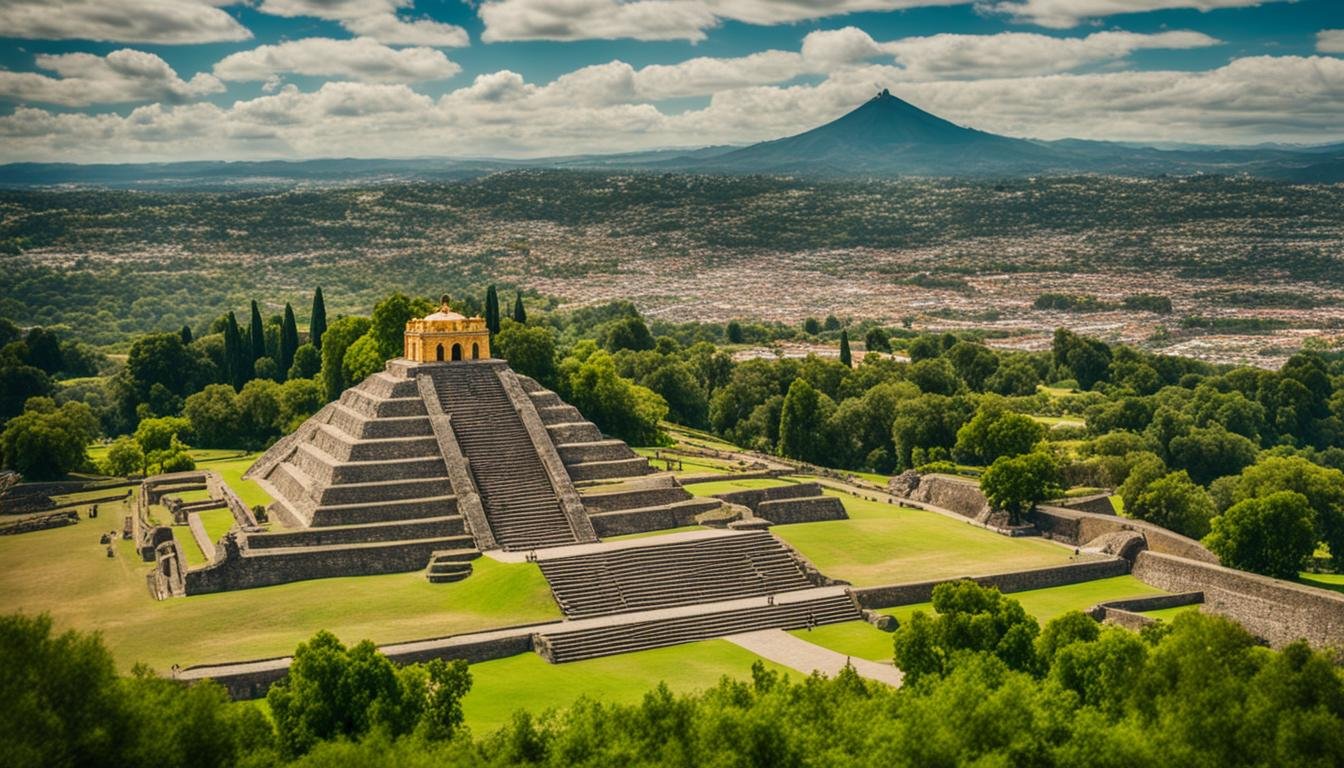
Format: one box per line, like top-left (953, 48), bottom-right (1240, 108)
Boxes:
top-left (726, 628), bottom-right (904, 687)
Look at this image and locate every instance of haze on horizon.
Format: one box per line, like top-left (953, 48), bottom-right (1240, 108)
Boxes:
top-left (0, 0), bottom-right (1342, 164)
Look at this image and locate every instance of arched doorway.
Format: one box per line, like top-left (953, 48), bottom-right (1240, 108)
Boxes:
top-left (471, 343), bottom-right (480, 359)
top-left (451, 343), bottom-right (462, 361)
top-left (435, 344), bottom-right (444, 361)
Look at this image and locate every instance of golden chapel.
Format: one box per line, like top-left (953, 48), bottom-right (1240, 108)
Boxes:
top-left (403, 296), bottom-right (491, 362)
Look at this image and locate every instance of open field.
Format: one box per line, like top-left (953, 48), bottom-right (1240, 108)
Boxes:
top-left (0, 501), bottom-right (560, 672)
top-left (1141, 605), bottom-right (1202, 622)
top-left (462, 640), bottom-right (793, 733)
top-left (772, 491), bottom-right (1075, 586)
top-left (685, 477), bottom-right (795, 496)
top-left (209, 452), bottom-right (273, 509)
top-left (791, 575), bottom-right (1167, 661)
top-left (1300, 572), bottom-right (1344, 595)
top-left (198, 507), bottom-right (237, 542)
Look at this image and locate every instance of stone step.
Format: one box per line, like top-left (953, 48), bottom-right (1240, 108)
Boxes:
top-left (566, 457), bottom-right (652, 483)
top-left (319, 476), bottom-right (455, 507)
top-left (340, 388), bottom-right (428, 419)
top-left (537, 592), bottom-right (859, 663)
top-left (587, 497), bottom-right (723, 537)
top-left (557, 440), bottom-right (640, 465)
top-left (547, 421), bottom-right (604, 445)
top-left (311, 424), bottom-right (441, 462)
top-left (309, 495), bottom-right (458, 526)
top-left (326, 403), bottom-right (433, 440)
top-left (248, 519), bottom-right (471, 549)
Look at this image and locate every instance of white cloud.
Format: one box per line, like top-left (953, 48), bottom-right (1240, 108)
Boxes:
top-left (0, 0), bottom-right (251, 44)
top-left (986, 0), bottom-right (1289, 30)
top-left (256, 0), bottom-right (469, 46)
top-left (6, 55), bottom-right (1342, 164)
top-left (1319, 30), bottom-right (1344, 54)
top-left (0, 49), bottom-right (224, 107)
top-left (882, 30), bottom-right (1221, 79)
top-left (478, 0), bottom-right (719, 42)
top-left (476, 0), bottom-right (973, 42)
top-left (214, 38), bottom-right (460, 84)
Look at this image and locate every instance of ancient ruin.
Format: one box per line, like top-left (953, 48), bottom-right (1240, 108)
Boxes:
top-left (152, 301), bottom-right (857, 661)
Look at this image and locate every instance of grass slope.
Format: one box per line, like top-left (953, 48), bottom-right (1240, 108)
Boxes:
top-left (0, 498), bottom-right (560, 672)
top-left (684, 478), bottom-right (794, 496)
top-left (463, 640), bottom-right (792, 734)
top-left (772, 491), bottom-right (1074, 586)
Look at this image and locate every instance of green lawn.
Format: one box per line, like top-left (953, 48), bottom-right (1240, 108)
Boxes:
top-left (771, 491), bottom-right (1075, 586)
top-left (209, 452), bottom-right (274, 510)
top-left (174, 526), bottom-right (209, 567)
top-left (790, 576), bottom-right (1167, 662)
top-left (463, 640), bottom-right (792, 734)
top-left (198, 507), bottom-right (237, 543)
top-left (633, 448), bottom-right (740, 477)
top-left (1300, 572), bottom-right (1344, 594)
top-left (0, 506), bottom-right (561, 673)
top-left (1140, 605), bottom-right (1202, 622)
top-left (168, 488), bottom-right (213, 503)
top-left (685, 477), bottom-right (794, 496)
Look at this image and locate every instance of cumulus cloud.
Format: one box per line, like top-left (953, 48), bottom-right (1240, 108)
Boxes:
top-left (0, 49), bottom-right (224, 107)
top-left (986, 0), bottom-right (1288, 30)
top-left (6, 54), bottom-right (1342, 164)
top-left (256, 0), bottom-right (469, 46)
top-left (0, 0), bottom-right (251, 44)
top-left (1319, 30), bottom-right (1344, 54)
top-left (882, 29), bottom-right (1221, 79)
top-left (214, 37), bottom-right (461, 84)
top-left (476, 0), bottom-right (971, 42)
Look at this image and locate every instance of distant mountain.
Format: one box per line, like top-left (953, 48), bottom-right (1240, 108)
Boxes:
top-left (2, 90), bottom-right (1342, 186)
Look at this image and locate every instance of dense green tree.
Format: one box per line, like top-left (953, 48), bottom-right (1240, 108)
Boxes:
top-left (23, 327), bottom-right (63, 375)
top-left (561, 349), bottom-right (666, 445)
top-left (601, 315), bottom-right (655, 352)
top-left (368, 292), bottom-right (434, 360)
top-left (891, 393), bottom-right (975, 469)
top-left (1233, 456), bottom-right (1344, 563)
top-left (953, 401), bottom-right (1046, 465)
top-left (838, 329), bottom-right (852, 367)
top-left (778, 378), bottom-right (837, 465)
top-left (288, 343), bottom-right (321, 380)
top-left (0, 398), bottom-right (98, 479)
top-left (893, 580), bottom-right (1040, 684)
top-left (0, 364), bottom-right (51, 421)
top-left (237, 379), bottom-right (283, 446)
top-left (183, 384), bottom-right (242, 448)
top-left (248, 300), bottom-right (265, 365)
top-left (1117, 452), bottom-right (1170, 512)
top-left (1053, 328), bottom-right (1113, 390)
top-left (513, 292), bottom-right (527, 324)
top-left (133, 415), bottom-right (190, 453)
top-left (125, 332), bottom-right (203, 405)
top-left (1205, 491), bottom-right (1317, 579)
top-left (494, 320), bottom-right (558, 387)
top-left (985, 356), bottom-right (1040, 396)
top-left (253, 356), bottom-right (279, 382)
top-left (946, 341), bottom-right (999, 391)
top-left (908, 357), bottom-right (962, 396)
top-left (342, 334), bottom-right (385, 386)
top-left (179, 324), bottom-right (193, 345)
top-left (725, 320), bottom-right (744, 344)
top-left (309, 286), bottom-right (327, 351)
top-left (1127, 470), bottom-right (1216, 539)
top-left (1169, 423), bottom-right (1259, 485)
top-left (865, 327), bottom-right (891, 354)
top-left (320, 316), bottom-right (371, 401)
top-left (980, 450), bottom-right (1061, 524)
top-left (278, 378), bottom-right (325, 434)
top-left (643, 362), bottom-right (708, 428)
top-left (223, 311), bottom-right (247, 390)
top-left (802, 317), bottom-right (821, 335)
top-left (100, 435), bottom-right (146, 476)
top-left (280, 303), bottom-right (300, 381)
top-left (484, 284), bottom-right (500, 335)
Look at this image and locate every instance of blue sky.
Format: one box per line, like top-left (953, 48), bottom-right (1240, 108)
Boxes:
top-left (0, 0), bottom-right (1341, 162)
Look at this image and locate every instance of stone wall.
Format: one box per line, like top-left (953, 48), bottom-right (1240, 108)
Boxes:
top-left (182, 533), bottom-right (442, 594)
top-left (756, 497), bottom-right (847, 525)
top-left (1131, 551), bottom-right (1344, 648)
top-left (713, 482), bottom-right (817, 510)
top-left (581, 482), bottom-right (688, 513)
top-left (853, 557), bottom-right (1130, 609)
top-left (183, 627), bottom-right (541, 700)
top-left (1049, 493), bottom-right (1117, 517)
top-left (588, 500), bottom-right (717, 536)
top-left (888, 473), bottom-right (991, 523)
top-left (1033, 504), bottom-right (1217, 563)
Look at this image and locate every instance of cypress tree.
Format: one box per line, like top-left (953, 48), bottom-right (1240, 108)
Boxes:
top-left (280, 303), bottom-right (299, 381)
top-left (513, 293), bottom-right (526, 324)
top-left (839, 329), bottom-right (852, 368)
top-left (310, 287), bottom-right (327, 351)
top-left (225, 311), bottom-right (246, 389)
top-left (485, 285), bottom-right (500, 335)
top-left (249, 300), bottom-right (265, 366)
top-left (179, 324), bottom-right (193, 345)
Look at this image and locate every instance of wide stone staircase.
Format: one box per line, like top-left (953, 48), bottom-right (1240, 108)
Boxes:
top-left (538, 531), bottom-right (814, 618)
top-left (427, 365), bottom-right (580, 551)
top-left (534, 588), bottom-right (860, 663)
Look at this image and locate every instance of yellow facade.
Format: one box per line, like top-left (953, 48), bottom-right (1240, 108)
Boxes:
top-left (403, 297), bottom-right (491, 363)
